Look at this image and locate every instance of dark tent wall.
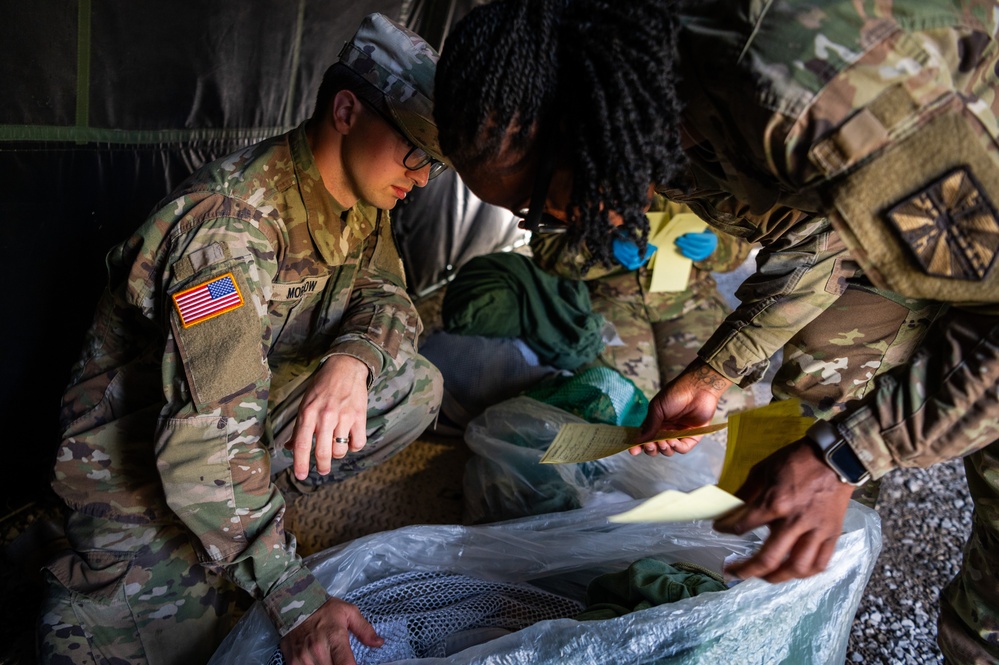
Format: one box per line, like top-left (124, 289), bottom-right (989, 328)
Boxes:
top-left (0, 0), bottom-right (517, 511)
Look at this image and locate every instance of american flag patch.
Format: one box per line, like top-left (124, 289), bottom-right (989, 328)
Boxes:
top-left (172, 272), bottom-right (244, 328)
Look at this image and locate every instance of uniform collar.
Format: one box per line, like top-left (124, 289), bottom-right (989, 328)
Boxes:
top-left (289, 123), bottom-right (378, 265)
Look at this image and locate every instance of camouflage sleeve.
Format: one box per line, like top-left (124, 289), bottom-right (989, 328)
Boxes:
top-left (831, 308), bottom-right (999, 479)
top-left (694, 209), bottom-right (850, 386)
top-left (150, 209), bottom-right (329, 636)
top-left (326, 209), bottom-right (424, 383)
top-left (677, 1), bottom-right (999, 435)
top-left (529, 230), bottom-right (626, 281)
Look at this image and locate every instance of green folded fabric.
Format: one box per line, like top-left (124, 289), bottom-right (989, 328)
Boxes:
top-left (576, 558), bottom-right (728, 621)
top-left (442, 252), bottom-right (606, 370)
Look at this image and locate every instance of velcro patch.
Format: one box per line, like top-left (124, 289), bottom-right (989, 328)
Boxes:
top-left (172, 272), bottom-right (244, 327)
top-left (886, 167), bottom-right (999, 281)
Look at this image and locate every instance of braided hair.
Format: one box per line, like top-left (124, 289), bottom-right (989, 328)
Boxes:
top-left (435, 0), bottom-right (687, 267)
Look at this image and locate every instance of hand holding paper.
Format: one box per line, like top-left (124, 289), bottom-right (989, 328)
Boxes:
top-left (607, 398), bottom-right (818, 524)
top-left (646, 212), bottom-right (708, 293)
top-left (634, 361), bottom-right (732, 457)
top-left (540, 422), bottom-right (727, 464)
top-left (713, 436), bottom-right (856, 583)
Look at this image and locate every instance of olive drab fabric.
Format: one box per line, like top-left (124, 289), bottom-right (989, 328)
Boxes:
top-left (666, 1), bottom-right (999, 661)
top-left (38, 121), bottom-right (442, 663)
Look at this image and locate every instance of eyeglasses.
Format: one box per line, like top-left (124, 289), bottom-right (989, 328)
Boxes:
top-left (401, 144), bottom-right (448, 180)
top-left (359, 98), bottom-right (447, 180)
top-left (518, 134), bottom-right (567, 234)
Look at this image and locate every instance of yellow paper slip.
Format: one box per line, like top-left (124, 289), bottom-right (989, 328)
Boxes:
top-left (539, 422), bottom-right (727, 464)
top-left (716, 397), bottom-right (816, 494)
top-left (608, 484), bottom-right (744, 523)
top-left (648, 212), bottom-right (707, 293)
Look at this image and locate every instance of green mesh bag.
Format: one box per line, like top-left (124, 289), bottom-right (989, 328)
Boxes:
top-left (524, 366), bottom-right (649, 427)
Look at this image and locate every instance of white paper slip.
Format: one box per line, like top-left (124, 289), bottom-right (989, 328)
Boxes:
top-left (608, 485), bottom-right (744, 523)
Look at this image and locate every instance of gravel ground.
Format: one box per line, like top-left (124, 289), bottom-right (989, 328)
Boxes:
top-left (847, 459), bottom-right (973, 664)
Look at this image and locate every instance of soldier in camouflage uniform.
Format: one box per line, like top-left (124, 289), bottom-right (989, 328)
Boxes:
top-left (530, 197), bottom-right (756, 416)
top-left (435, 0), bottom-right (999, 662)
top-left (38, 13), bottom-right (444, 665)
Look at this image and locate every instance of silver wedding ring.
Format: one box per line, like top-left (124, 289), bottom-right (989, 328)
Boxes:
top-left (334, 437), bottom-right (350, 444)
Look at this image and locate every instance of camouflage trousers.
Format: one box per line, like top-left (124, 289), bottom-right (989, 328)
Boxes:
top-left (37, 351), bottom-right (441, 665)
top-left (938, 442), bottom-right (999, 664)
top-left (37, 515), bottom-right (252, 665)
top-left (582, 270), bottom-right (756, 419)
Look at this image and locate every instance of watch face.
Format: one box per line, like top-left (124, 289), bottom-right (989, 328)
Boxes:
top-left (829, 442), bottom-right (869, 485)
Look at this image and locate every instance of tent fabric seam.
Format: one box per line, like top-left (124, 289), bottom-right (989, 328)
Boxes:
top-left (0, 125), bottom-right (293, 145)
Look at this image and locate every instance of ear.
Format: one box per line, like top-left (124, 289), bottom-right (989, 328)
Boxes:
top-left (330, 89), bottom-right (362, 135)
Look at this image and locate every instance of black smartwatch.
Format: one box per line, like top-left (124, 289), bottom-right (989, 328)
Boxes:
top-left (806, 420), bottom-right (871, 486)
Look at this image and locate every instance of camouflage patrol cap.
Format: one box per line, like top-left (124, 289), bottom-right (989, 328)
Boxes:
top-left (339, 13), bottom-right (445, 164)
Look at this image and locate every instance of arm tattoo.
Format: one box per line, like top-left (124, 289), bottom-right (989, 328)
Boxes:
top-left (691, 363), bottom-right (729, 393)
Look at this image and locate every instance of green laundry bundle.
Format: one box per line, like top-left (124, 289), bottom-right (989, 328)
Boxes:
top-left (576, 558), bottom-right (728, 621)
top-left (442, 252), bottom-right (606, 370)
top-left (524, 366), bottom-right (649, 427)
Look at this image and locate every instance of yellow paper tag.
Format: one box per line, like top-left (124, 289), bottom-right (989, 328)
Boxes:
top-left (716, 398), bottom-right (816, 494)
top-left (648, 212), bottom-right (707, 293)
top-left (540, 421), bottom-right (727, 464)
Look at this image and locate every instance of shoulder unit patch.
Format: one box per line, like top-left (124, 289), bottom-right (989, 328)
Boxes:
top-left (172, 272), bottom-right (244, 328)
top-left (885, 166), bottom-right (999, 281)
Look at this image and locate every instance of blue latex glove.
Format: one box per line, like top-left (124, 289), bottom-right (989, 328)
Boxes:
top-left (612, 236), bottom-right (657, 270)
top-left (674, 230), bottom-right (718, 261)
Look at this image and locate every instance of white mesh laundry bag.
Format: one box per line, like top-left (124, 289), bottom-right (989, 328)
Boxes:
top-left (266, 570), bottom-right (585, 664)
top-left (210, 500), bottom-right (881, 665)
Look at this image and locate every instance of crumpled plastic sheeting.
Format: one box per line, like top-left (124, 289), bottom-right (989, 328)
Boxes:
top-left (462, 396), bottom-right (726, 524)
top-left (209, 501), bottom-right (881, 665)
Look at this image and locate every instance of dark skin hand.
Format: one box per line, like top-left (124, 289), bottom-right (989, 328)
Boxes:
top-left (630, 359), bottom-right (733, 456)
top-left (280, 597), bottom-right (383, 665)
top-left (713, 438), bottom-right (856, 583)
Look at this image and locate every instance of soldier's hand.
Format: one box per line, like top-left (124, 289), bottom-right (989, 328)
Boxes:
top-left (288, 355), bottom-right (370, 481)
top-left (631, 360), bottom-right (732, 456)
top-left (280, 597), bottom-right (382, 665)
top-left (713, 438), bottom-right (855, 583)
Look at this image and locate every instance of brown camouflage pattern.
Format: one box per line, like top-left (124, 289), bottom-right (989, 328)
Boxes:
top-left (668, 1), bottom-right (999, 661)
top-left (38, 123), bottom-right (442, 663)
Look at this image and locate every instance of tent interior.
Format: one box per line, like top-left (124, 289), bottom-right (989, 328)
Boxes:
top-left (1, 0), bottom-right (525, 511)
top-left (2, 2), bottom-right (533, 657)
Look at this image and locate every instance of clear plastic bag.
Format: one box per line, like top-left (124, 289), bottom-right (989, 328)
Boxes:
top-left (210, 395), bottom-right (880, 665)
top-left (462, 396), bottom-right (726, 524)
top-left (209, 501), bottom-right (880, 665)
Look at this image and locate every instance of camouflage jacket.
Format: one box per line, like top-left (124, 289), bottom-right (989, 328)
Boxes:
top-left (53, 123), bottom-right (422, 634)
top-left (665, 0), bottom-right (999, 477)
